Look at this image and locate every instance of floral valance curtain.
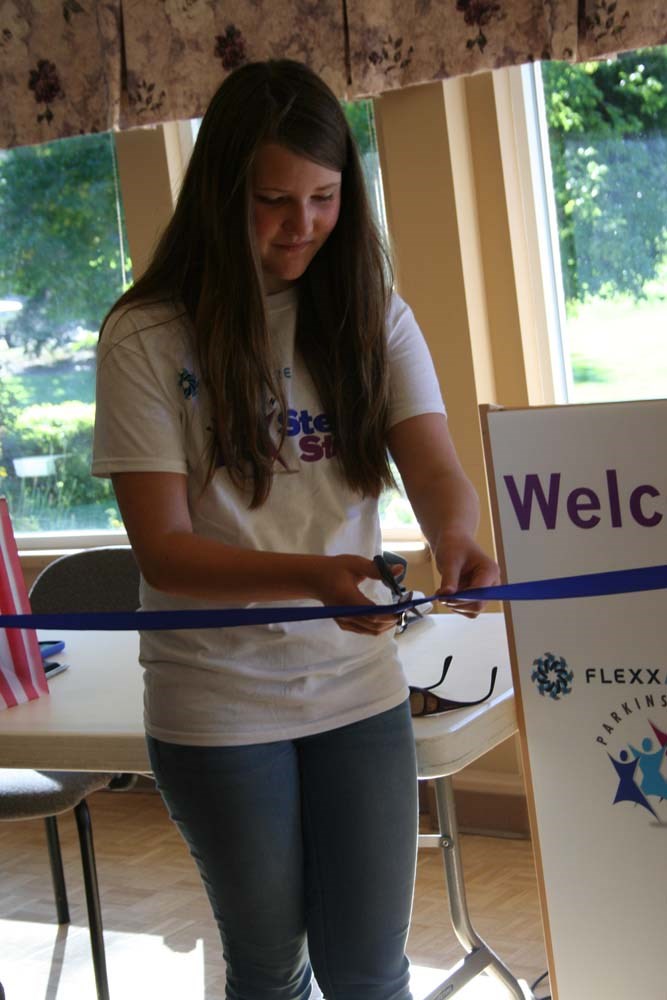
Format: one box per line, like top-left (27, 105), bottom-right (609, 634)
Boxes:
top-left (1, 0), bottom-right (666, 149)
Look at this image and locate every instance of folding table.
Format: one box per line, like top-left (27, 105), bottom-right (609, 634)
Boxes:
top-left (399, 613), bottom-right (534, 999)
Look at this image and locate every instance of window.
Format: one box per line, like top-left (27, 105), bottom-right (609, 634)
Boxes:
top-left (537, 48), bottom-right (667, 403)
top-left (0, 132), bottom-right (131, 540)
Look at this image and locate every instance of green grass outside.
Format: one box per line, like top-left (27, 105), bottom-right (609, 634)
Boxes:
top-left (5, 360), bottom-right (95, 407)
top-left (567, 296), bottom-right (667, 403)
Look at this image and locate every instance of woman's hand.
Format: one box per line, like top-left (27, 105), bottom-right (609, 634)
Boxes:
top-left (433, 532), bottom-right (500, 619)
top-left (387, 413), bottom-right (500, 619)
top-left (312, 554), bottom-right (402, 636)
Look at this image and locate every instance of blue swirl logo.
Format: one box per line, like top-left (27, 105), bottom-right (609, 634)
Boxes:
top-left (531, 652), bottom-right (573, 700)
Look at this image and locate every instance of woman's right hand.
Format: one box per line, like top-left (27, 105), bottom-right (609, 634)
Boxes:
top-left (314, 554), bottom-right (401, 636)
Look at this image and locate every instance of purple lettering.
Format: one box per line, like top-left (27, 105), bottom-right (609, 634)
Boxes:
top-left (629, 485), bottom-right (662, 527)
top-left (503, 473), bottom-right (561, 530)
top-left (505, 470), bottom-right (662, 530)
top-left (606, 469), bottom-right (622, 527)
top-left (567, 487), bottom-right (600, 528)
top-left (299, 435), bottom-right (323, 462)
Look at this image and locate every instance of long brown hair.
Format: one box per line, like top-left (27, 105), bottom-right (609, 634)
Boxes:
top-left (105, 60), bottom-right (394, 507)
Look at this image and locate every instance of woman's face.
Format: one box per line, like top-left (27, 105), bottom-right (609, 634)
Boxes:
top-left (252, 142), bottom-right (342, 293)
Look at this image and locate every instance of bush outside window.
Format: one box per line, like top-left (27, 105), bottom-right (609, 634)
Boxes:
top-left (0, 132), bottom-right (130, 535)
top-left (539, 46), bottom-right (667, 402)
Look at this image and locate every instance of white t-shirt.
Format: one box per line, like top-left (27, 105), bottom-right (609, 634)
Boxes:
top-left (93, 288), bottom-right (445, 745)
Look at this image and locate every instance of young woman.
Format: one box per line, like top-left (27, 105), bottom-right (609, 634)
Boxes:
top-left (93, 60), bottom-right (499, 1000)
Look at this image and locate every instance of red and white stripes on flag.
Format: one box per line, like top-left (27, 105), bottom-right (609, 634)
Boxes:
top-left (0, 498), bottom-right (48, 709)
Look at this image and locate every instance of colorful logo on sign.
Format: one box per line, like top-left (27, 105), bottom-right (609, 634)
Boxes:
top-left (588, 669), bottom-right (667, 824)
top-left (607, 720), bottom-right (667, 822)
top-left (608, 719), bottom-right (667, 823)
top-left (531, 652), bottom-right (573, 700)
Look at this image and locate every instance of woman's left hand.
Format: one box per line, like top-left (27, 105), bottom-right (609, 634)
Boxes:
top-left (433, 533), bottom-right (500, 619)
top-left (387, 413), bottom-right (501, 620)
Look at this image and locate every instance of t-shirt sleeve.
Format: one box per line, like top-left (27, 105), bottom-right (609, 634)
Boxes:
top-left (92, 308), bottom-right (189, 478)
top-left (386, 292), bottom-right (446, 428)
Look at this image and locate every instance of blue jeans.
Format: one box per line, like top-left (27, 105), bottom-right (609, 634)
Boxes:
top-left (146, 700), bottom-right (418, 1000)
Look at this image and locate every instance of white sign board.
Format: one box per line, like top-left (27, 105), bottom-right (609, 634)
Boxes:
top-left (482, 401), bottom-right (667, 1000)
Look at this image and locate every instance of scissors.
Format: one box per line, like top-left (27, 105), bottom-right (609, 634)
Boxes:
top-left (373, 554), bottom-right (424, 633)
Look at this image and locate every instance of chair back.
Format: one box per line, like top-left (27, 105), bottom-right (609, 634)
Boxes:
top-left (29, 547), bottom-right (140, 614)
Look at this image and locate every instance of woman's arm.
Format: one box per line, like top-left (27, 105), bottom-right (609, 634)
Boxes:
top-left (111, 471), bottom-right (397, 632)
top-left (387, 413), bottom-right (500, 617)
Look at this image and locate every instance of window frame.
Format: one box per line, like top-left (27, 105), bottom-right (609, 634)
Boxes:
top-left (491, 63), bottom-right (572, 404)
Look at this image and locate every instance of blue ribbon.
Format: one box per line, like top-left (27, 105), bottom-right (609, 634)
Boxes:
top-left (0, 564), bottom-right (664, 632)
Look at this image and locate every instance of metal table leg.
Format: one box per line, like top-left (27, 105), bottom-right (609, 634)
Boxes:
top-left (419, 775), bottom-right (535, 1000)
